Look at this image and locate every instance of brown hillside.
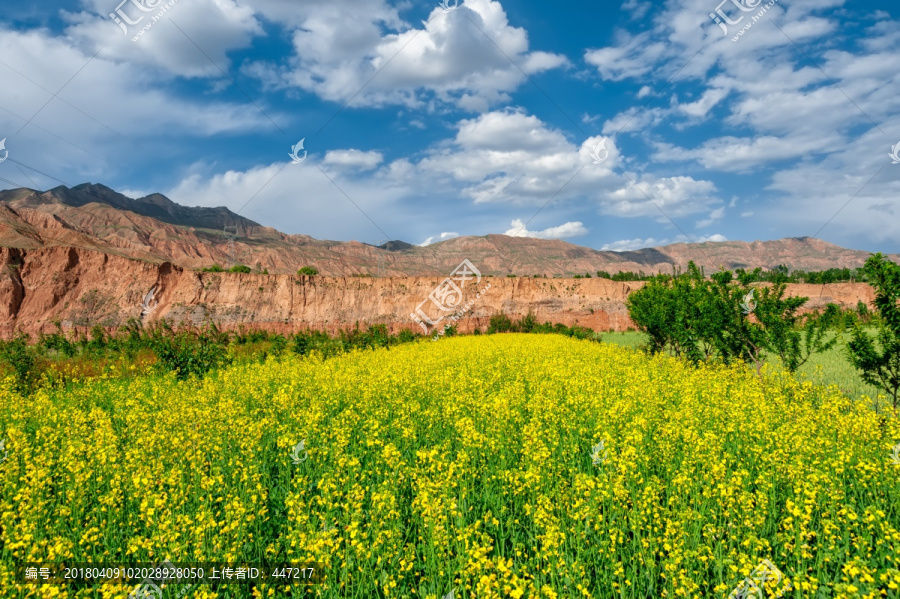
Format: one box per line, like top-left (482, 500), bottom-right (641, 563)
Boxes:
top-left (2, 188), bottom-right (897, 277)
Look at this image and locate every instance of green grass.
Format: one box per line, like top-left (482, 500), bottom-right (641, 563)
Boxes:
top-left (603, 329), bottom-right (893, 413)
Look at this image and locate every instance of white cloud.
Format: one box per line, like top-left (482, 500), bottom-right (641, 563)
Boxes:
top-left (600, 237), bottom-right (665, 251)
top-left (162, 156), bottom-right (415, 243)
top-left (622, 0), bottom-right (652, 21)
top-left (323, 149), bottom-right (384, 170)
top-left (504, 219), bottom-right (588, 239)
top-left (676, 88), bottom-right (729, 118)
top-left (698, 233), bottom-right (727, 243)
top-left (602, 107), bottom-right (664, 135)
top-left (0, 26), bottom-right (275, 188)
top-left (414, 109), bottom-right (720, 221)
top-left (583, 32), bottom-right (667, 81)
top-left (606, 176), bottom-right (721, 220)
top-left (696, 206), bottom-right (725, 228)
top-left (245, 0), bottom-right (567, 110)
top-left (419, 231), bottom-right (460, 246)
top-left (601, 232), bottom-right (728, 251)
top-left (68, 0), bottom-right (262, 77)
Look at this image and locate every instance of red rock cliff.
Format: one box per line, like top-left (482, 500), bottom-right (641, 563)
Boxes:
top-left (0, 246), bottom-right (877, 338)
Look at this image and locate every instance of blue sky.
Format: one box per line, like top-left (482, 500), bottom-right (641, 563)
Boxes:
top-left (0, 0), bottom-right (899, 252)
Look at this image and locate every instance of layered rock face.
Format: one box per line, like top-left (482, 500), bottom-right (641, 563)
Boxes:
top-left (0, 246), bottom-right (877, 339)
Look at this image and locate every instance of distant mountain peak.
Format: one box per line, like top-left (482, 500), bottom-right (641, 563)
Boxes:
top-left (39, 183), bottom-right (259, 231)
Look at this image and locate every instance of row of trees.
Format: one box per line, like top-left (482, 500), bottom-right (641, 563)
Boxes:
top-left (626, 254), bottom-right (900, 411)
top-left (195, 265), bottom-right (868, 281)
top-left (745, 265), bottom-right (868, 284)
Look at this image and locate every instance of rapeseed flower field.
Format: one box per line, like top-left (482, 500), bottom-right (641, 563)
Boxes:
top-left (1, 334), bottom-right (899, 598)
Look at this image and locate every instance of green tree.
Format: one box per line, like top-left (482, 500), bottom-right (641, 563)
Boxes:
top-left (847, 254), bottom-right (900, 412)
top-left (626, 263), bottom-right (709, 361)
top-left (298, 266), bottom-right (319, 276)
top-left (627, 262), bottom-right (839, 375)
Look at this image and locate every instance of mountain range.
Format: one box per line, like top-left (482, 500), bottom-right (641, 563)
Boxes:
top-left (1, 183), bottom-right (896, 276)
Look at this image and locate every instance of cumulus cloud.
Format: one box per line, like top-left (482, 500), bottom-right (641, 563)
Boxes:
top-left (68, 0), bottom-right (262, 77)
top-left (245, 0), bottom-right (567, 110)
top-left (504, 219), bottom-right (588, 239)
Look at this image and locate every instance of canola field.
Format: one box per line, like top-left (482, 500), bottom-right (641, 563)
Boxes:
top-left (1, 334), bottom-right (899, 598)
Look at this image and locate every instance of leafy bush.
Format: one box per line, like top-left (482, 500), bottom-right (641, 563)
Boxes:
top-left (149, 325), bottom-right (232, 381)
top-left (0, 334), bottom-right (42, 394)
top-left (486, 311), bottom-right (600, 341)
top-left (228, 264), bottom-right (251, 273)
top-left (487, 314), bottom-right (515, 334)
top-left (39, 323), bottom-right (77, 358)
top-left (298, 267), bottom-right (319, 276)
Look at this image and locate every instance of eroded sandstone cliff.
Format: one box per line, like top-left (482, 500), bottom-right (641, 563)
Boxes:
top-left (0, 246), bottom-right (877, 339)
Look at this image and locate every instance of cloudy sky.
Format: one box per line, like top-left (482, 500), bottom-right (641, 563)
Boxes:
top-left (0, 0), bottom-right (898, 252)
